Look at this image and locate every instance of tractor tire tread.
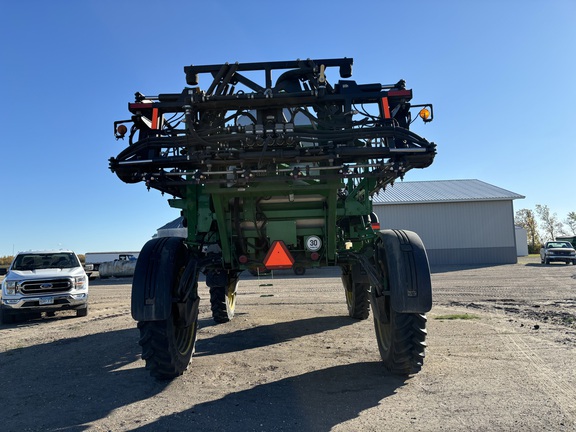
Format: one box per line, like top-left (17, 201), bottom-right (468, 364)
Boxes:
top-left (385, 312), bottom-right (427, 375)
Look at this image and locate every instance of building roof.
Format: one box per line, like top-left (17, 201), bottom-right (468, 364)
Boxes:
top-left (371, 179), bottom-right (525, 205)
top-left (158, 216), bottom-right (185, 230)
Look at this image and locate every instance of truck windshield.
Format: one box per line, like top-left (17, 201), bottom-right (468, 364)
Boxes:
top-left (12, 253), bottom-right (80, 270)
top-left (547, 242), bottom-right (572, 249)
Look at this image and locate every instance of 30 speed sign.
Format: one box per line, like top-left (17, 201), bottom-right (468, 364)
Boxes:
top-left (305, 235), bottom-right (322, 252)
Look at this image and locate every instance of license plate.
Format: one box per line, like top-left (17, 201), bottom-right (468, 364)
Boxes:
top-left (39, 297), bottom-right (54, 305)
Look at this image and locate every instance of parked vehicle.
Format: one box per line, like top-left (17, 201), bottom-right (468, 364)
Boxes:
top-left (84, 251), bottom-right (139, 276)
top-left (540, 241), bottom-right (576, 265)
top-left (1, 250), bottom-right (89, 323)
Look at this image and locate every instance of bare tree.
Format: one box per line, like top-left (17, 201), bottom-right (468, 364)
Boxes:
top-left (535, 204), bottom-right (565, 241)
top-left (515, 208), bottom-right (540, 250)
top-left (564, 211), bottom-right (576, 235)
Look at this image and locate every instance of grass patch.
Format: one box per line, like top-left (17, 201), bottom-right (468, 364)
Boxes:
top-left (435, 313), bottom-right (480, 320)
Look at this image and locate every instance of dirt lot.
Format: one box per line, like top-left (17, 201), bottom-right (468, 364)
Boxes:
top-left (1, 256), bottom-right (575, 431)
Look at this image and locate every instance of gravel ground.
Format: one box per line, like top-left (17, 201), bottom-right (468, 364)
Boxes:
top-left (0, 256), bottom-right (575, 431)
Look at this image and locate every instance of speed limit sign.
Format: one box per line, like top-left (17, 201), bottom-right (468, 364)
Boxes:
top-left (305, 235), bottom-right (322, 252)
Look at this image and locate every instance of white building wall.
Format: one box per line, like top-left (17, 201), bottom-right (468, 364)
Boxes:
top-left (372, 200), bottom-right (518, 265)
top-left (373, 201), bottom-right (515, 247)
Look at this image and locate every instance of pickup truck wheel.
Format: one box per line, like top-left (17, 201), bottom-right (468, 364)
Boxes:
top-left (76, 306), bottom-right (88, 317)
top-left (342, 270), bottom-right (370, 320)
top-left (136, 239), bottom-right (199, 380)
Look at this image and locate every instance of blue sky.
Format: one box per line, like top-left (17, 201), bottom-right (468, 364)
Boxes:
top-left (1, 0), bottom-right (574, 256)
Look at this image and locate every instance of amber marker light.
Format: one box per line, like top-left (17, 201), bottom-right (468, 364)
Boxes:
top-left (116, 124), bottom-right (128, 138)
top-left (419, 108), bottom-right (431, 122)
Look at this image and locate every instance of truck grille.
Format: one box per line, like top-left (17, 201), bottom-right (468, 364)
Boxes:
top-left (20, 278), bottom-right (72, 294)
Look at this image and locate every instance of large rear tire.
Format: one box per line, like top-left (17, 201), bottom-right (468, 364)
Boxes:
top-left (371, 229), bottom-right (429, 375)
top-left (341, 268), bottom-right (370, 320)
top-left (135, 238), bottom-right (199, 380)
top-left (372, 297), bottom-right (427, 375)
top-left (138, 310), bottom-right (198, 380)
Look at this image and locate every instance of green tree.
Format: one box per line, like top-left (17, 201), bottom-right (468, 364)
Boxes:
top-left (515, 208), bottom-right (540, 251)
top-left (535, 204), bottom-right (565, 241)
top-left (564, 211), bottom-right (576, 235)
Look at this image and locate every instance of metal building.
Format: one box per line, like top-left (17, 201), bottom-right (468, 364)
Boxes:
top-left (372, 179), bottom-right (525, 266)
top-left (155, 217), bottom-right (187, 238)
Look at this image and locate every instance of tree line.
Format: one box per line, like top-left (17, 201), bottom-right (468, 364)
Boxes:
top-left (515, 205), bottom-right (576, 253)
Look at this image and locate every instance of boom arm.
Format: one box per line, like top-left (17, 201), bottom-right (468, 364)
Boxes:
top-left (110, 58), bottom-right (435, 198)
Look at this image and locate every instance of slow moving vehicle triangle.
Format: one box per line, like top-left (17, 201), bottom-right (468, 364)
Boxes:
top-left (263, 241), bottom-right (295, 270)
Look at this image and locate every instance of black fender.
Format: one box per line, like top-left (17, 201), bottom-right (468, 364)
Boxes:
top-left (376, 229), bottom-right (432, 313)
top-left (131, 237), bottom-right (198, 322)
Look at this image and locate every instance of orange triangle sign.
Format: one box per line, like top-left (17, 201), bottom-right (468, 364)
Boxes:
top-left (264, 240), bottom-right (295, 270)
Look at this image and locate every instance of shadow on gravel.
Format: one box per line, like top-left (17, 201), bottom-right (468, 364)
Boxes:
top-left (0, 315), bottom-right (396, 432)
top-left (0, 328), bottom-right (169, 432)
top-left (195, 315), bottom-right (357, 356)
top-left (133, 361), bottom-right (406, 432)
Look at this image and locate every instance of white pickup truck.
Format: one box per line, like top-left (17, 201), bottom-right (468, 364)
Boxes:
top-left (0, 250), bottom-right (89, 324)
top-left (540, 241), bottom-right (576, 265)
